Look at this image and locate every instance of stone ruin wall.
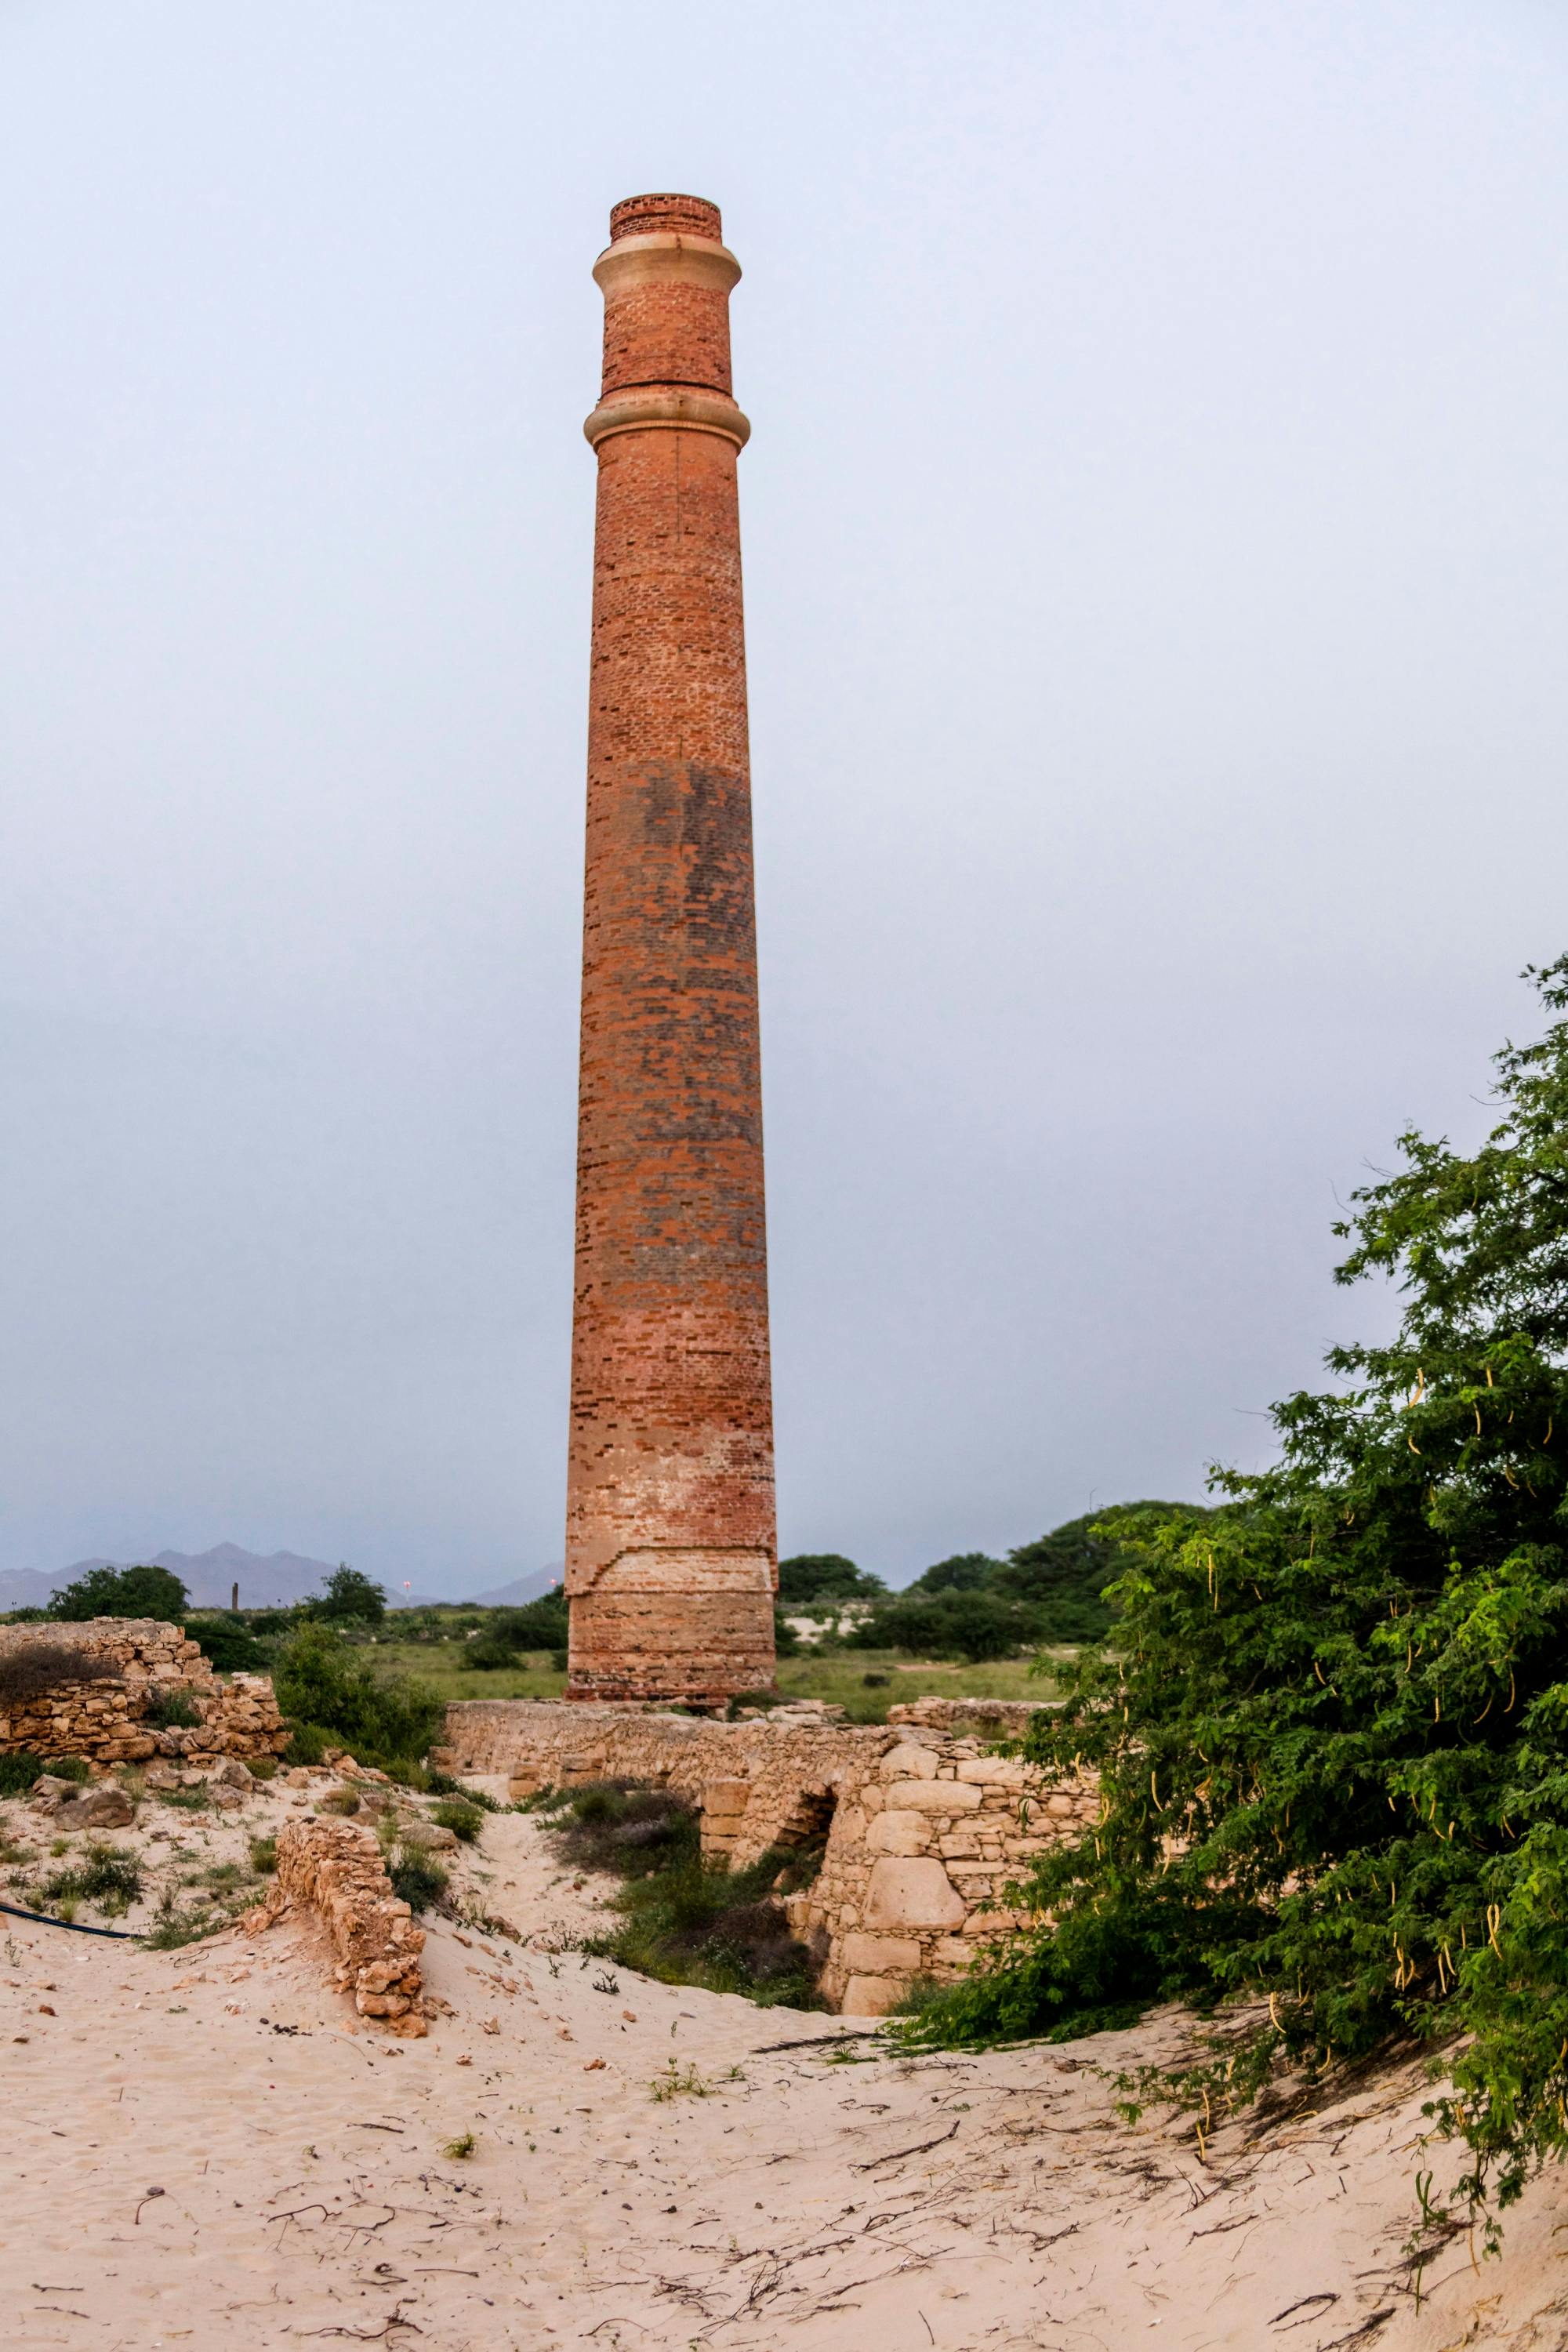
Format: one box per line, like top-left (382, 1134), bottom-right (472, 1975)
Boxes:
top-left (245, 1816), bottom-right (428, 2038)
top-left (0, 1617), bottom-right (288, 1766)
top-left (437, 1697), bottom-right (1097, 2017)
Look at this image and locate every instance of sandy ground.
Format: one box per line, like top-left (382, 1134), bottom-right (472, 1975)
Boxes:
top-left (4, 1767), bottom-right (1568, 2350)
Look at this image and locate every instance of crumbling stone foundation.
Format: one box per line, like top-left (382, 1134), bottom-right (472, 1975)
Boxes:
top-left (245, 1817), bottom-right (428, 2037)
top-left (437, 1697), bottom-right (1096, 2016)
top-left (0, 1617), bottom-right (288, 1766)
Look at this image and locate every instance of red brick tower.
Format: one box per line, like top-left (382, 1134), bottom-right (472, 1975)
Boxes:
top-left (564, 193), bottom-right (776, 1705)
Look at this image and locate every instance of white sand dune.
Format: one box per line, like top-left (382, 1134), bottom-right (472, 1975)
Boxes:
top-left (3, 1773), bottom-right (1566, 2349)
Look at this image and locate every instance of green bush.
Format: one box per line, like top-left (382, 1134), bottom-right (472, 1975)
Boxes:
top-left (39, 1842), bottom-right (143, 1916)
top-left (144, 1689), bottom-right (203, 1730)
top-left (905, 956), bottom-right (1568, 2238)
top-left (0, 1751), bottom-right (89, 1796)
top-left (390, 1853), bottom-right (448, 1912)
top-left (459, 1595), bottom-right (570, 1669)
top-left (851, 1587), bottom-right (1036, 1663)
top-left (430, 1798), bottom-right (483, 1843)
top-left (249, 1835), bottom-right (278, 1873)
top-left (423, 1769), bottom-right (499, 1809)
top-left (186, 1616), bottom-right (270, 1674)
top-left (272, 1624), bottom-right (441, 1769)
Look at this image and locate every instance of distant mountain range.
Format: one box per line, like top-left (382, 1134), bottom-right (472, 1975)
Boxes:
top-left (0, 1543), bottom-right (564, 1616)
top-left (459, 1569), bottom-right (564, 1610)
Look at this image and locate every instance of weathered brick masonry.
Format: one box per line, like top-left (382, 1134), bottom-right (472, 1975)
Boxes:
top-left (567, 192), bottom-right (775, 1706)
top-left (439, 1699), bottom-right (1097, 2016)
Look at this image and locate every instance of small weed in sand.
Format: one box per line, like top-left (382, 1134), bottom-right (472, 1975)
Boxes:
top-left (424, 1770), bottom-right (500, 1810)
top-left (249, 1835), bottom-right (278, 1873)
top-left (390, 1853), bottom-right (448, 1912)
top-left (430, 1798), bottom-right (483, 1843)
top-left (39, 1842), bottom-right (143, 1917)
top-left (441, 2132), bottom-right (476, 2159)
top-left (650, 2060), bottom-right (713, 2101)
top-left (144, 1908), bottom-right (220, 1949)
top-left (154, 1785), bottom-right (209, 1812)
top-left (318, 1788), bottom-right (361, 1816)
top-left (49, 1836), bottom-right (71, 1857)
top-left (144, 1689), bottom-right (203, 1731)
top-left (0, 1835), bottom-right (34, 1866)
top-left (0, 1751), bottom-right (89, 1798)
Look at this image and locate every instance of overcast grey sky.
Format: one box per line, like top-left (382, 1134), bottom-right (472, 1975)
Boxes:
top-left (3, 2), bottom-right (1566, 1595)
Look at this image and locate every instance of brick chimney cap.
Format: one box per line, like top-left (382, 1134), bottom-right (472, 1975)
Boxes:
top-left (610, 192), bottom-right (722, 243)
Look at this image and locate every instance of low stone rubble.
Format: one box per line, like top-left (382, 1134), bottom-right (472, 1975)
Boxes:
top-left (0, 1618), bottom-right (288, 1766)
top-left (245, 1817), bottom-right (428, 2038)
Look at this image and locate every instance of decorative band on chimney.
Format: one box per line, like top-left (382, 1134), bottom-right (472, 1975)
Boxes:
top-left (583, 387), bottom-right (752, 451)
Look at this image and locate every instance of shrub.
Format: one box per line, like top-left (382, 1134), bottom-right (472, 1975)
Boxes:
top-left (423, 1769), bottom-right (499, 1809)
top-left (851, 1587), bottom-right (1036, 1662)
top-left (461, 1596), bottom-right (569, 1668)
top-left (272, 1624), bottom-right (441, 1768)
top-left (904, 957), bottom-right (1568, 2238)
top-left (319, 1788), bottom-right (361, 1816)
top-left (430, 1798), bottom-right (482, 1843)
top-left (772, 1611), bottom-right (801, 1657)
top-left (45, 1563), bottom-right (188, 1624)
top-left (144, 1689), bottom-right (203, 1731)
top-left (0, 1752), bottom-right (88, 1797)
top-left (185, 1617), bottom-right (270, 1674)
top-left (40, 1842), bottom-right (143, 1915)
top-left (0, 1644), bottom-right (120, 1706)
top-left (249, 1835), bottom-right (278, 1874)
top-left (390, 1853), bottom-right (448, 1912)
top-left (281, 1720), bottom-right (328, 1766)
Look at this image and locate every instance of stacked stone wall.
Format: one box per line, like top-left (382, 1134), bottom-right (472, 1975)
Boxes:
top-left (437, 1697), bottom-right (1096, 2016)
top-left (245, 1817), bottom-right (427, 2037)
top-left (0, 1617), bottom-right (288, 1766)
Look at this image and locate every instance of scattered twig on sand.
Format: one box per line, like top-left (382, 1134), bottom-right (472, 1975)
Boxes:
top-left (854, 2122), bottom-right (960, 2172)
top-left (1270, 2291), bottom-right (1338, 2327)
top-left (132, 2187), bottom-right (166, 2225)
top-left (301, 2307), bottom-right (423, 2341)
top-left (750, 2031), bottom-right (885, 2055)
top-left (1318, 2314), bottom-right (1395, 2349)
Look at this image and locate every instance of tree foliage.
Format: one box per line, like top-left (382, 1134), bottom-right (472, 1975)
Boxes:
top-left (306, 1564), bottom-right (387, 1625)
top-left (907, 960), bottom-right (1568, 2225)
top-left (776, 1554), bottom-right (886, 1606)
top-left (45, 1563), bottom-right (189, 1625)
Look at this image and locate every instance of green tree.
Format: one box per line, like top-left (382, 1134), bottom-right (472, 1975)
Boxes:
top-left (776, 1554), bottom-right (885, 1606)
top-left (46, 1563), bottom-right (189, 1625)
top-left (302, 1563), bottom-right (387, 1625)
top-left (909, 960), bottom-right (1568, 2227)
top-left (905, 1552), bottom-right (1002, 1595)
top-left (995, 1505), bottom-right (1211, 1640)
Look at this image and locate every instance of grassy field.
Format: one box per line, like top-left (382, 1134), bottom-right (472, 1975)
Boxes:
top-left (364, 1638), bottom-right (1059, 1724)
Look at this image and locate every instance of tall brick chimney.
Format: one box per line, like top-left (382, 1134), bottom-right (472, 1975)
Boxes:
top-left (564, 193), bottom-right (776, 1706)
